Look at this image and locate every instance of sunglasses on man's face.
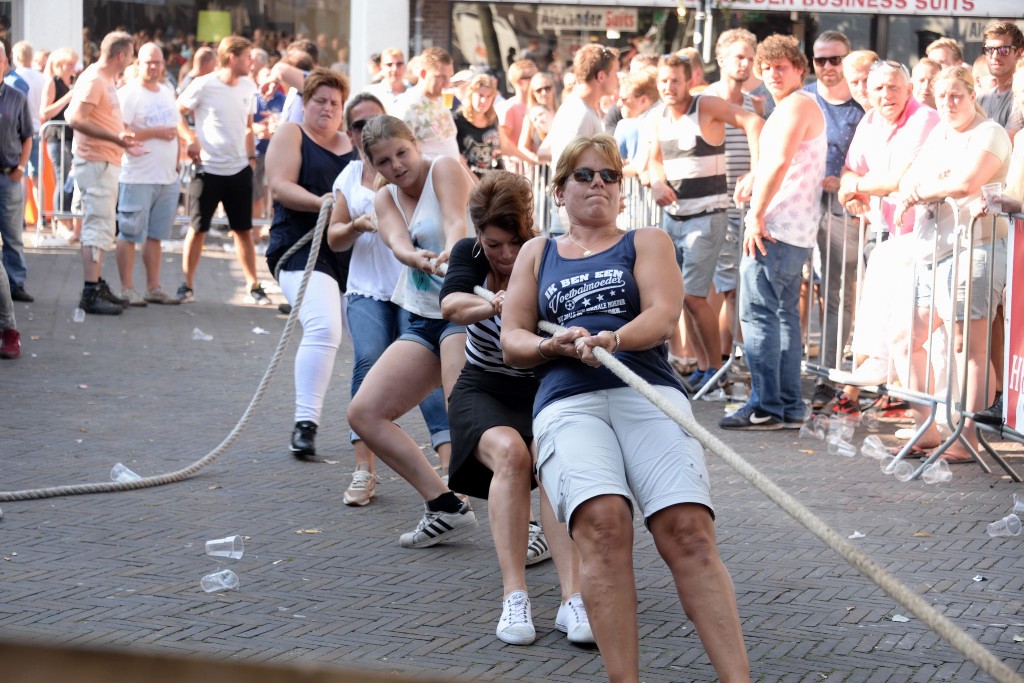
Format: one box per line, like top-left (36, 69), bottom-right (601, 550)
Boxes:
top-left (812, 55), bottom-right (845, 67)
top-left (983, 45), bottom-right (1018, 57)
top-left (571, 167), bottom-right (622, 184)
top-left (351, 119), bottom-right (371, 132)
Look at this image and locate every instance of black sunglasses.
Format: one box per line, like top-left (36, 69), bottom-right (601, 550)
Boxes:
top-left (534, 85), bottom-right (553, 93)
top-left (812, 55), bottom-right (845, 67)
top-left (571, 167), bottom-right (622, 184)
top-left (983, 45), bottom-right (1018, 57)
top-left (351, 119), bottom-right (371, 132)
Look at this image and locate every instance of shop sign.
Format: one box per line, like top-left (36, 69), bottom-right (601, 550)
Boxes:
top-left (678, 0), bottom-right (1024, 17)
top-left (536, 7), bottom-right (640, 32)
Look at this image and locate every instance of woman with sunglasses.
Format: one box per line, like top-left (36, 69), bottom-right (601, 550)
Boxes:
top-left (326, 95), bottom-right (450, 507)
top-left (346, 115), bottom-right (478, 548)
top-left (502, 134), bottom-right (749, 682)
top-left (518, 72), bottom-right (557, 164)
top-left (265, 67), bottom-right (356, 460)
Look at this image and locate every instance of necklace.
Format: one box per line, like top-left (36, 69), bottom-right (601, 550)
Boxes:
top-left (565, 229), bottom-right (620, 257)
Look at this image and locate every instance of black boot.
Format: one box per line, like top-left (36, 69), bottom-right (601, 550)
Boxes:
top-left (974, 393), bottom-right (1003, 426)
top-left (80, 285), bottom-right (124, 315)
top-left (96, 278), bottom-right (128, 307)
top-left (290, 421), bottom-right (317, 458)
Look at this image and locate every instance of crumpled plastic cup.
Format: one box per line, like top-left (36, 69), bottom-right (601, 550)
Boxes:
top-left (828, 416), bottom-right (856, 442)
top-left (201, 569), bottom-right (239, 592)
top-left (986, 514), bottom-right (1022, 538)
top-left (110, 463), bottom-right (142, 483)
top-left (1012, 492), bottom-right (1024, 516)
top-left (861, 435), bottom-right (889, 460)
top-left (921, 459), bottom-right (952, 484)
top-left (861, 411), bottom-right (880, 432)
top-left (827, 437), bottom-right (857, 457)
top-left (192, 327), bottom-right (214, 341)
top-left (205, 535), bottom-right (244, 560)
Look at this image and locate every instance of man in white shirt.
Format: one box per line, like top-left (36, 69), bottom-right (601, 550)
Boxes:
top-left (10, 42), bottom-right (44, 183)
top-left (115, 42), bottom-right (181, 306)
top-left (177, 35), bottom-right (270, 305)
top-left (366, 47), bottom-right (408, 111)
top-left (544, 45), bottom-right (619, 173)
top-left (391, 47), bottom-right (460, 160)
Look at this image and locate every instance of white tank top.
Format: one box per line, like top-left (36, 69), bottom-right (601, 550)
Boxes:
top-left (764, 90), bottom-right (827, 249)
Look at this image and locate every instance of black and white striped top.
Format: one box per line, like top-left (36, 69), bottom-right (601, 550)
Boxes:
top-left (439, 237), bottom-right (533, 378)
top-left (657, 94), bottom-right (729, 218)
top-left (704, 85), bottom-right (758, 223)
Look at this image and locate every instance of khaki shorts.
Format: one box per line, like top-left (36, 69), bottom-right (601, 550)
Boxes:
top-left (72, 159), bottom-right (120, 251)
top-left (534, 385), bottom-right (713, 533)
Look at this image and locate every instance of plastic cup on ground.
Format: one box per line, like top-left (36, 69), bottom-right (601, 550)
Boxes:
top-left (921, 459), bottom-right (952, 484)
top-left (1013, 492), bottom-right (1024, 516)
top-left (880, 456), bottom-right (914, 481)
top-left (861, 411), bottom-right (880, 432)
top-left (828, 417), bottom-right (855, 442)
top-left (205, 535), bottom-right (244, 560)
top-left (110, 463), bottom-right (142, 483)
top-left (200, 569), bottom-right (239, 592)
top-left (827, 437), bottom-right (857, 457)
top-left (981, 182), bottom-right (1002, 213)
top-left (799, 414), bottom-right (828, 440)
top-left (861, 435), bottom-right (888, 460)
top-left (986, 514), bottom-right (1022, 538)
top-left (72, 308), bottom-right (85, 323)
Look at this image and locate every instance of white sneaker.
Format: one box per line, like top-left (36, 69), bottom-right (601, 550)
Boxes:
top-left (555, 593), bottom-right (595, 644)
top-left (496, 590), bottom-right (535, 645)
top-left (343, 468), bottom-right (376, 506)
top-left (120, 288), bottom-right (147, 307)
top-left (398, 501), bottom-right (477, 548)
top-left (525, 522), bottom-right (551, 566)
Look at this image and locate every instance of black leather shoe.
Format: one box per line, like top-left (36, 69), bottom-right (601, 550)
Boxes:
top-left (974, 393), bottom-right (1003, 426)
top-left (10, 286), bottom-right (33, 302)
top-left (290, 421), bottom-right (317, 458)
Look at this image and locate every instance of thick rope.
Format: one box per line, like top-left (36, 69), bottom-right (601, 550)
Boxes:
top-left (0, 200), bottom-right (334, 504)
top-left (468, 284), bottom-right (1021, 683)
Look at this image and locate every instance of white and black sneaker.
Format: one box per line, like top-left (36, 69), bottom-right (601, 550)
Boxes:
top-left (525, 522), bottom-right (551, 566)
top-left (496, 590), bottom-right (535, 645)
top-left (399, 501), bottom-right (478, 548)
top-left (718, 403), bottom-right (783, 431)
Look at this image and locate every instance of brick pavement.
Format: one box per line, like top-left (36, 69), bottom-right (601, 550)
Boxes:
top-left (2, 243), bottom-right (1024, 682)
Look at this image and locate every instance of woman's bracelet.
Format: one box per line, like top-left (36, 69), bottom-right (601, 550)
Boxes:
top-left (536, 337), bottom-right (553, 360)
top-left (611, 330), bottom-right (621, 353)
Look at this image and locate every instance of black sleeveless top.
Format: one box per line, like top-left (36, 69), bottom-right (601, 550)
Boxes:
top-left (43, 77), bottom-right (73, 143)
top-left (267, 129), bottom-right (356, 286)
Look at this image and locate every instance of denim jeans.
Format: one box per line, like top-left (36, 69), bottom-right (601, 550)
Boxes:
top-left (345, 293), bottom-right (450, 448)
top-left (0, 173), bottom-right (26, 289)
top-left (739, 239), bottom-right (811, 420)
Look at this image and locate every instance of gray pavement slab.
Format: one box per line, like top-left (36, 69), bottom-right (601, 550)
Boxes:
top-left (2, 244), bottom-right (1024, 682)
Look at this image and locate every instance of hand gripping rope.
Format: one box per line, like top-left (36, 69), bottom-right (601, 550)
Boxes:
top-left (1, 209), bottom-right (1020, 682)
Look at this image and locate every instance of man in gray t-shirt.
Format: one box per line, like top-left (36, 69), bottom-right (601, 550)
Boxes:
top-left (0, 42), bottom-right (34, 303)
top-left (978, 21), bottom-right (1023, 132)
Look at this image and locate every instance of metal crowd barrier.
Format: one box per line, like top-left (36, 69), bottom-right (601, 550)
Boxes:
top-left (33, 120), bottom-right (272, 238)
top-left (800, 192), bottom-right (1019, 481)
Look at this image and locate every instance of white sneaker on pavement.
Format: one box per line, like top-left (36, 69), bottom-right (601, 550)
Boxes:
top-left (398, 501), bottom-right (477, 548)
top-left (496, 590), bottom-right (535, 645)
top-left (343, 468), bottom-right (376, 506)
top-left (555, 593), bottom-right (595, 644)
top-left (120, 288), bottom-right (147, 307)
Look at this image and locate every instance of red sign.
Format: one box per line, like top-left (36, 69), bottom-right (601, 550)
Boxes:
top-left (1006, 217), bottom-right (1024, 432)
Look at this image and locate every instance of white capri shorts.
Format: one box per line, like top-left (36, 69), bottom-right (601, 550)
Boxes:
top-left (534, 385), bottom-right (713, 533)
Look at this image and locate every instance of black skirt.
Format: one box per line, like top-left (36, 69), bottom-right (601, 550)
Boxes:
top-left (447, 363), bottom-right (539, 499)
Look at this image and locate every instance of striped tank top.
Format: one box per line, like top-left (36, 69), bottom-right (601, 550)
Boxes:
top-left (657, 94), bottom-right (729, 218)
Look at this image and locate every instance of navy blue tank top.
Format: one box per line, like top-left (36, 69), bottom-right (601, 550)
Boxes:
top-left (267, 129), bottom-right (357, 284)
top-left (533, 230), bottom-right (681, 416)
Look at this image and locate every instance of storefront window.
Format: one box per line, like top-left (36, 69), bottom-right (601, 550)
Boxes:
top-left (81, 0), bottom-right (351, 69)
